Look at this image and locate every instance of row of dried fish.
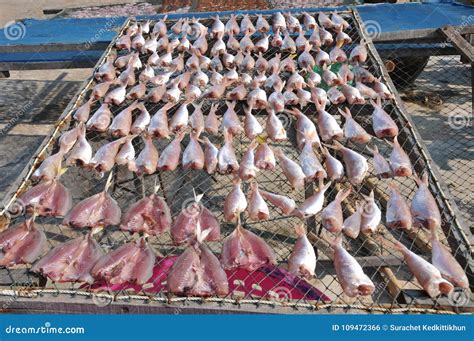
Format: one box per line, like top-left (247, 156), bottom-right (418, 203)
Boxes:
top-left (95, 39), bottom-right (377, 112)
top-left (105, 46), bottom-right (368, 86)
top-left (13, 137), bottom-right (437, 251)
top-left (21, 145), bottom-right (436, 235)
top-left (117, 24), bottom-right (353, 58)
top-left (0, 210), bottom-right (467, 298)
top-left (91, 64), bottom-right (383, 115)
top-left (34, 97), bottom-right (405, 189)
top-left (109, 27), bottom-right (366, 78)
top-left (84, 66), bottom-right (386, 129)
top-left (117, 12), bottom-right (351, 54)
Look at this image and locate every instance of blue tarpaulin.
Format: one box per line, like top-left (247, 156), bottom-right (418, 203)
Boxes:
top-left (0, 17), bottom-right (124, 47)
top-left (357, 2), bottom-right (473, 32)
top-left (0, 2), bottom-right (473, 65)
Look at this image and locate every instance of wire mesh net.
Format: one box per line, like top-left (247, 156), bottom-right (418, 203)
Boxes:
top-left (386, 53), bottom-right (473, 231)
top-left (0, 11), bottom-right (472, 314)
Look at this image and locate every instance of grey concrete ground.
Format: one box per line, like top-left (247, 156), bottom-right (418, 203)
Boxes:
top-left (0, 0), bottom-right (142, 26)
top-left (400, 56), bottom-right (473, 241)
top-left (0, 69), bottom-right (89, 195)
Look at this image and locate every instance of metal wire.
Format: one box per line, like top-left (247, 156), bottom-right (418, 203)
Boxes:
top-left (389, 54), bottom-right (473, 230)
top-left (0, 11), bottom-right (472, 314)
top-left (0, 288), bottom-right (464, 314)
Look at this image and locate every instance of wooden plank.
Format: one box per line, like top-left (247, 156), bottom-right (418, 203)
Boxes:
top-left (377, 46), bottom-right (458, 58)
top-left (403, 290), bottom-right (474, 313)
top-left (0, 60), bottom-right (97, 71)
top-left (0, 16), bottom-right (125, 49)
top-left (0, 291), bottom-right (465, 314)
top-left (0, 295), bottom-right (267, 314)
top-left (374, 24), bottom-right (474, 44)
top-left (0, 42), bottom-right (110, 54)
top-left (380, 268), bottom-right (403, 300)
top-left (439, 26), bottom-right (474, 63)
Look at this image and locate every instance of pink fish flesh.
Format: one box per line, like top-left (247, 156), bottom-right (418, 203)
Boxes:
top-left (63, 191), bottom-right (121, 229)
top-left (221, 223), bottom-right (276, 271)
top-left (20, 179), bottom-right (72, 217)
top-left (92, 238), bottom-right (155, 285)
top-left (121, 194), bottom-right (171, 236)
top-left (32, 233), bottom-right (102, 283)
top-left (167, 242), bottom-right (228, 296)
top-left (0, 219), bottom-right (46, 267)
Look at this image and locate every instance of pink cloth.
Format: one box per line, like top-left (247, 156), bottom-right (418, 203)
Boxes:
top-left (84, 256), bottom-right (331, 302)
